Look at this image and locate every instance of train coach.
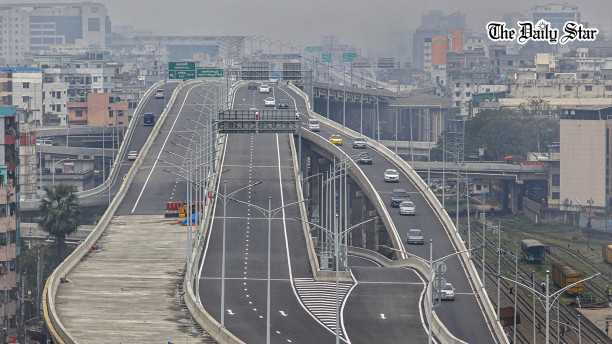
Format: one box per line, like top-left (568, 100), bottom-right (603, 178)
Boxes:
top-left (521, 239), bottom-right (546, 263)
top-left (603, 244), bottom-right (612, 264)
top-left (551, 262), bottom-right (584, 295)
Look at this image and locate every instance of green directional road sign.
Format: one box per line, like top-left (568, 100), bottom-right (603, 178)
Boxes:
top-left (169, 62), bottom-right (195, 71)
top-left (322, 53), bottom-right (331, 63)
top-left (343, 52), bottom-right (357, 62)
top-left (169, 70), bottom-right (196, 79)
top-left (306, 46), bottom-right (323, 52)
top-left (197, 68), bottom-right (224, 78)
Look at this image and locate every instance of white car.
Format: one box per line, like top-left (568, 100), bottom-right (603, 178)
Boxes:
top-left (295, 111), bottom-right (300, 119)
top-left (308, 119), bottom-right (320, 131)
top-left (399, 200), bottom-right (416, 215)
top-left (353, 137), bottom-right (367, 149)
top-left (128, 151), bottom-right (138, 161)
top-left (269, 77), bottom-right (279, 84)
top-left (259, 84), bottom-right (270, 93)
top-left (384, 169), bottom-right (399, 182)
top-left (264, 97), bottom-right (276, 107)
top-left (438, 283), bottom-right (455, 301)
top-left (155, 89), bottom-right (164, 99)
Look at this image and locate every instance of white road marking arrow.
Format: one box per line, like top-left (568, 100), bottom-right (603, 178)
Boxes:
top-left (279, 310), bottom-right (288, 317)
top-left (227, 309), bottom-right (235, 315)
top-left (380, 314), bottom-right (387, 320)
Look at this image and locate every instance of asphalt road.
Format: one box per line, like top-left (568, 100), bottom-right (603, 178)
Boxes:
top-left (105, 81), bottom-right (180, 204)
top-left (198, 84), bottom-right (340, 343)
top-left (277, 84), bottom-right (496, 344)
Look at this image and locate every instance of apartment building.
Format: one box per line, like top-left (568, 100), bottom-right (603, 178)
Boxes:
top-left (0, 2), bottom-right (109, 64)
top-left (0, 106), bottom-right (21, 336)
top-left (66, 93), bottom-right (128, 126)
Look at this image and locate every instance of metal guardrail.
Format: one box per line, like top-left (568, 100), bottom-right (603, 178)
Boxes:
top-left (287, 83), bottom-right (508, 344)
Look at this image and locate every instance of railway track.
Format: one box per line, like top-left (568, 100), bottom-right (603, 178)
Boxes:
top-left (457, 218), bottom-right (611, 343)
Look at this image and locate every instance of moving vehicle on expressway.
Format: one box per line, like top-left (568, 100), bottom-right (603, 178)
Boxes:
top-left (128, 151), bottom-right (138, 161)
top-left (438, 283), bottom-right (455, 300)
top-left (353, 137), bottom-right (367, 148)
top-left (358, 152), bottom-right (372, 165)
top-left (143, 113), bottom-right (155, 126)
top-left (399, 200), bottom-right (416, 215)
top-left (264, 97), bottom-right (276, 107)
top-left (307, 119), bottom-right (320, 131)
top-left (329, 134), bottom-right (343, 145)
top-left (384, 169), bottom-right (399, 183)
top-left (277, 99), bottom-right (289, 109)
top-left (259, 84), bottom-right (270, 93)
top-left (390, 188), bottom-right (409, 207)
top-left (247, 82), bottom-right (258, 90)
top-left (407, 228), bottom-right (424, 245)
top-left (155, 89), bottom-right (164, 99)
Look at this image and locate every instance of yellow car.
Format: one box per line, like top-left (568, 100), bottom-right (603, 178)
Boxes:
top-left (329, 134), bottom-right (343, 146)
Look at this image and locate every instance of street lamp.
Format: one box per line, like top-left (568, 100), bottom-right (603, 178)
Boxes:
top-left (231, 196), bottom-right (307, 344)
top-left (51, 157), bottom-right (71, 185)
top-left (382, 242), bottom-right (482, 344)
top-left (500, 271), bottom-right (600, 344)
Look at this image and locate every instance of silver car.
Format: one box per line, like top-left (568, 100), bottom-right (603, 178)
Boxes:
top-left (353, 137), bottom-right (367, 148)
top-left (399, 200), bottom-right (416, 215)
top-left (407, 228), bottom-right (424, 245)
top-left (384, 169), bottom-right (399, 182)
top-left (438, 283), bottom-right (455, 301)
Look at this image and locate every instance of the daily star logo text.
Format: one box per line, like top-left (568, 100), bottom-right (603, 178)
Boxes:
top-left (486, 20), bottom-right (598, 44)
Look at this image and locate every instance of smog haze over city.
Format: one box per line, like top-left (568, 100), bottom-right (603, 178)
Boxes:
top-left (28, 0), bottom-right (612, 52)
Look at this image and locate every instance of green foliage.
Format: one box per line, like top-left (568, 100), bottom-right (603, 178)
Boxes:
top-left (432, 101), bottom-right (560, 161)
top-left (38, 184), bottom-right (81, 263)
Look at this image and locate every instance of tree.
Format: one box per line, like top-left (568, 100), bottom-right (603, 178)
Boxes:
top-left (38, 184), bottom-right (81, 263)
top-left (431, 105), bottom-right (559, 162)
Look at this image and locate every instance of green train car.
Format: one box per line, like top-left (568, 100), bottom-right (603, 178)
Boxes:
top-left (551, 262), bottom-right (584, 295)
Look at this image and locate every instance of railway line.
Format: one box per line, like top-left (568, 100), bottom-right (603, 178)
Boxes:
top-left (456, 217), bottom-right (611, 343)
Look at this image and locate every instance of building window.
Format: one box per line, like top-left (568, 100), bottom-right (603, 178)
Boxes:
top-left (507, 60), bottom-right (513, 66)
top-left (88, 18), bottom-right (100, 32)
top-left (455, 92), bottom-right (460, 97)
top-left (552, 174), bottom-right (560, 186)
top-left (117, 110), bottom-right (124, 117)
top-left (565, 86), bottom-right (572, 91)
top-left (552, 192), bottom-right (560, 200)
top-left (455, 101), bottom-right (461, 106)
top-left (75, 110), bottom-right (83, 117)
top-left (465, 92), bottom-right (471, 97)
top-left (606, 86), bottom-right (612, 91)
top-left (22, 82), bottom-right (29, 89)
top-left (476, 185), bottom-right (482, 191)
top-left (465, 83), bottom-right (471, 87)
top-left (109, 110), bottom-right (114, 118)
top-left (585, 85), bottom-right (593, 91)
top-left (455, 83), bottom-right (460, 88)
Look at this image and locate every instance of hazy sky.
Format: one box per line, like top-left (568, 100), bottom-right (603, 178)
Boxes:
top-left (30, 0), bottom-right (612, 52)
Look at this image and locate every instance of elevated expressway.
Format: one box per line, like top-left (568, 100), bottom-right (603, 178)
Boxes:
top-left (43, 79), bottom-right (505, 343)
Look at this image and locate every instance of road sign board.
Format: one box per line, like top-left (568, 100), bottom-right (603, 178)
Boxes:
top-left (434, 262), bottom-right (447, 275)
top-left (378, 57), bottom-right (395, 69)
top-left (169, 70), bottom-right (195, 79)
top-left (322, 53), bottom-right (331, 63)
top-left (306, 46), bottom-right (323, 52)
top-left (169, 62), bottom-right (195, 71)
top-left (197, 68), bottom-right (223, 77)
top-left (433, 276), bottom-right (446, 290)
top-left (343, 52), bottom-right (357, 62)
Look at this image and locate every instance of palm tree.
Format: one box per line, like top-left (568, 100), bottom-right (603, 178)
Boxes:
top-left (39, 184), bottom-right (81, 263)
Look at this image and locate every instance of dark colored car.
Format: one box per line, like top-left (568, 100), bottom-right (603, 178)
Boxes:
top-left (247, 82), bottom-right (258, 90)
top-left (358, 152), bottom-right (372, 165)
top-left (277, 99), bottom-right (289, 109)
top-left (390, 188), bottom-right (409, 207)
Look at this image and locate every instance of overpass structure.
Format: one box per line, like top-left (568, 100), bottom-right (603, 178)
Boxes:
top-left (43, 77), bottom-right (506, 343)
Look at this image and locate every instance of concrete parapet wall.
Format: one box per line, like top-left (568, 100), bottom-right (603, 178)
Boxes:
top-left (289, 83), bottom-right (507, 344)
top-left (43, 80), bottom-right (190, 343)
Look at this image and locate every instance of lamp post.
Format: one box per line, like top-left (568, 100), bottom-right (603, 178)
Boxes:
top-left (51, 158), bottom-right (71, 185)
top-left (500, 271), bottom-right (600, 344)
top-left (382, 243), bottom-right (481, 344)
top-left (231, 197), bottom-right (308, 344)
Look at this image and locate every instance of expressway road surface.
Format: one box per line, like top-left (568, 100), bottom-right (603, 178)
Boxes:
top-left (276, 84), bottom-right (496, 344)
top-left (198, 84), bottom-right (430, 343)
top-left (54, 81), bottom-right (220, 343)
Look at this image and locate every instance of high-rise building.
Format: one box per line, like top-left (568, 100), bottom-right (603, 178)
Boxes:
top-left (0, 106), bottom-right (21, 338)
top-left (412, 11), bottom-right (466, 70)
top-left (0, 2), bottom-right (110, 64)
top-left (431, 36), bottom-right (448, 67)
